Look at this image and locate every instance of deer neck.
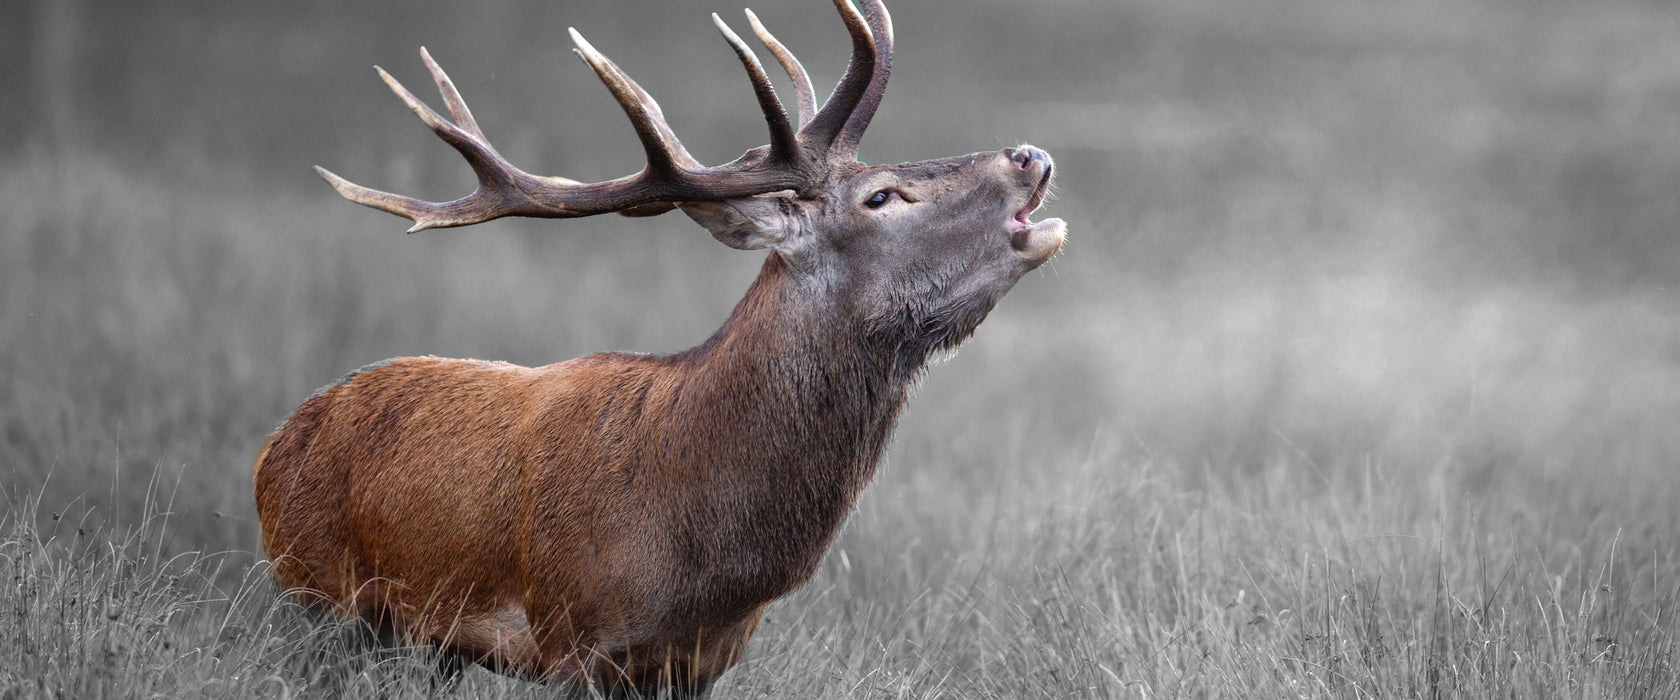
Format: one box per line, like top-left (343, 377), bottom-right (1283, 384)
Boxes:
top-left (663, 252), bottom-right (915, 564)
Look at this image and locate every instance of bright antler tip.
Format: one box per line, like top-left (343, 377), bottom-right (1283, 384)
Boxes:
top-left (314, 165), bottom-right (349, 191)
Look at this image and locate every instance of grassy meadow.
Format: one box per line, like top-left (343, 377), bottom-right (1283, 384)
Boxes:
top-left (4, 0), bottom-right (1679, 696)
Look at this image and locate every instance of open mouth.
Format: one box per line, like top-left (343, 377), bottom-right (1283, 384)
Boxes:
top-left (1006, 158), bottom-right (1066, 263)
top-left (1011, 162), bottom-right (1053, 232)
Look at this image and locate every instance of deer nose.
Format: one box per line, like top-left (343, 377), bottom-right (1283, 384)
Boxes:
top-left (1009, 146), bottom-right (1050, 171)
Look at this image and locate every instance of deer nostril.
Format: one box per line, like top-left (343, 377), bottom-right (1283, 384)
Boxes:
top-left (1011, 147), bottom-right (1048, 171)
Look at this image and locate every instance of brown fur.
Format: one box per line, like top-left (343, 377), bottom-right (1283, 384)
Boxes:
top-left (256, 257), bottom-right (918, 693)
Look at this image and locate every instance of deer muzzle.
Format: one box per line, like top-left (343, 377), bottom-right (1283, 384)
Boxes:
top-left (1008, 146), bottom-right (1066, 266)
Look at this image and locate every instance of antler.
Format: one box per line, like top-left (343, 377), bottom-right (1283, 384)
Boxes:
top-left (317, 0), bottom-right (893, 231)
top-left (735, 0), bottom-right (892, 157)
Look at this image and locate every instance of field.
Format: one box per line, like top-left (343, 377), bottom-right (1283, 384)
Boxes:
top-left (4, 0), bottom-right (1679, 696)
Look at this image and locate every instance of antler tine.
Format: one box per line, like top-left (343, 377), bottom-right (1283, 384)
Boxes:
top-left (407, 51), bottom-right (588, 187)
top-left (314, 165), bottom-right (447, 232)
top-left (569, 28), bottom-right (702, 174)
top-left (316, 60), bottom-right (543, 231)
top-left (420, 48), bottom-right (486, 140)
top-left (375, 64), bottom-right (502, 178)
top-left (712, 14), bottom-right (798, 163)
top-left (798, 0), bottom-right (875, 153)
top-left (834, 0), bottom-right (893, 156)
top-left (744, 9), bottom-right (816, 128)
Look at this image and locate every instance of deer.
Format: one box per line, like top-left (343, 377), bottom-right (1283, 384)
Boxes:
top-left (254, 0), bottom-right (1064, 696)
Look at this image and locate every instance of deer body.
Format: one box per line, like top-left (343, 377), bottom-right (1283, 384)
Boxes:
top-left (258, 1), bottom-right (1063, 695)
top-left (259, 255), bottom-right (913, 685)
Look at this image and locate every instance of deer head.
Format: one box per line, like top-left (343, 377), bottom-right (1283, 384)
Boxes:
top-left (265, 0), bottom-right (1065, 694)
top-left (317, 0), bottom-right (1063, 366)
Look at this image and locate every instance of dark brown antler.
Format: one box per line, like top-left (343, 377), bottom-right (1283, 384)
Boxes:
top-left (317, 0), bottom-right (893, 231)
top-left (833, 0), bottom-right (893, 156)
top-left (746, 9), bottom-right (817, 128)
top-left (741, 0), bottom-right (892, 157)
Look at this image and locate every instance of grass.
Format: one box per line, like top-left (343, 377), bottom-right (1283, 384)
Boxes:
top-left (5, 440), bottom-right (1677, 697)
top-left (5, 0), bottom-right (1680, 696)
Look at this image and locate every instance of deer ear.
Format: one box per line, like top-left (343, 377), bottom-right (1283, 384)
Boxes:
top-left (680, 198), bottom-right (794, 251)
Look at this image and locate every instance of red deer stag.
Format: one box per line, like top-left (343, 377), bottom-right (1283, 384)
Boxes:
top-left (256, 0), bottom-right (1064, 695)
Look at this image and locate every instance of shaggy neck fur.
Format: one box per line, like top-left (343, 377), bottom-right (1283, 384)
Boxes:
top-left (655, 252), bottom-right (927, 604)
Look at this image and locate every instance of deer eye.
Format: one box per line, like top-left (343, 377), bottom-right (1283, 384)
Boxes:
top-left (864, 189), bottom-right (895, 209)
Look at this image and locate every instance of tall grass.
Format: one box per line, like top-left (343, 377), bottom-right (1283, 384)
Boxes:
top-left (5, 439), bottom-right (1676, 697)
top-left (0, 477), bottom-right (467, 698)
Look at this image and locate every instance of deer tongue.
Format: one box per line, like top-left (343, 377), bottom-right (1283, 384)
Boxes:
top-left (1010, 163), bottom-right (1053, 232)
top-left (1010, 164), bottom-right (1064, 261)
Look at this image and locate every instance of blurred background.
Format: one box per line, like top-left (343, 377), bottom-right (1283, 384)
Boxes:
top-left (3, 0), bottom-right (1677, 560)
